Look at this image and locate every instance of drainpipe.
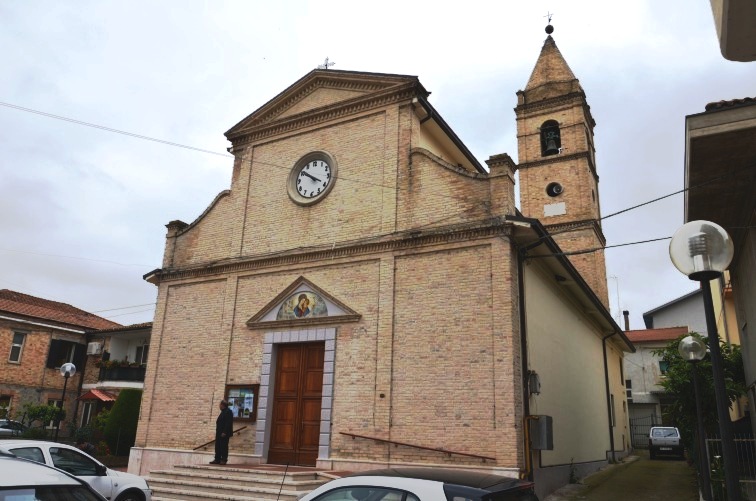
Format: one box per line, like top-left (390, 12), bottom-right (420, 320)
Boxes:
top-left (516, 237), bottom-right (546, 480)
top-left (602, 331), bottom-right (617, 463)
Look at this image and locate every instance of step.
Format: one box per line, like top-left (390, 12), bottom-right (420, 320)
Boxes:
top-left (149, 469), bottom-right (326, 491)
top-left (146, 465), bottom-right (331, 501)
top-left (148, 477), bottom-right (308, 501)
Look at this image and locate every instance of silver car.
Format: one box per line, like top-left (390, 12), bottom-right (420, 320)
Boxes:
top-left (0, 419), bottom-right (27, 437)
top-left (1, 439), bottom-right (151, 501)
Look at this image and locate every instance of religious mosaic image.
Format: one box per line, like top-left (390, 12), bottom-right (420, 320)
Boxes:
top-left (276, 291), bottom-right (328, 320)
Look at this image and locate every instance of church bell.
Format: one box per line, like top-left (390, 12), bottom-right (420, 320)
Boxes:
top-left (544, 138), bottom-right (559, 155)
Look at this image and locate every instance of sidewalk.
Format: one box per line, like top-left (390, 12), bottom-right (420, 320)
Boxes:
top-left (545, 451), bottom-right (699, 500)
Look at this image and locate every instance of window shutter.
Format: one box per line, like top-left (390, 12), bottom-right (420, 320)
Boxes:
top-left (46, 339), bottom-right (65, 368)
top-left (73, 343), bottom-right (86, 368)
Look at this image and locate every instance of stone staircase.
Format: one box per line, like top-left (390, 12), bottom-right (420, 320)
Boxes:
top-left (147, 465), bottom-right (332, 501)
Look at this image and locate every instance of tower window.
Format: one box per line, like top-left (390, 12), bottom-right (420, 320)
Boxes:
top-left (540, 120), bottom-right (561, 156)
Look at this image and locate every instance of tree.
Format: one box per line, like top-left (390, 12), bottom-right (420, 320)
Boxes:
top-left (104, 389), bottom-right (142, 456)
top-left (18, 403), bottom-right (65, 439)
top-left (653, 333), bottom-right (746, 446)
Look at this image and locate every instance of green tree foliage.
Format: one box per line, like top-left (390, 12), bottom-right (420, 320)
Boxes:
top-left (653, 333), bottom-right (745, 445)
top-left (104, 389), bottom-right (142, 456)
top-left (18, 403), bottom-right (66, 439)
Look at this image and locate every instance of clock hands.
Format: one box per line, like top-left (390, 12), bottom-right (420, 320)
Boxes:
top-left (300, 171), bottom-right (322, 183)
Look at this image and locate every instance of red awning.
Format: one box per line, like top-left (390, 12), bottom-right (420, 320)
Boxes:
top-left (77, 389), bottom-right (117, 402)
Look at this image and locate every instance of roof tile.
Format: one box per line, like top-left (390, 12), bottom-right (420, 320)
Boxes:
top-left (625, 326), bottom-right (688, 343)
top-left (0, 289), bottom-right (120, 330)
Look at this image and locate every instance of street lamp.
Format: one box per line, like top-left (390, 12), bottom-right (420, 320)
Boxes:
top-left (54, 362), bottom-right (76, 442)
top-left (670, 220), bottom-right (739, 501)
top-left (678, 335), bottom-right (712, 501)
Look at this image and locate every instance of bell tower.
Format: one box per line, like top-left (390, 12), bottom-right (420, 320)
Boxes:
top-left (515, 25), bottom-right (609, 307)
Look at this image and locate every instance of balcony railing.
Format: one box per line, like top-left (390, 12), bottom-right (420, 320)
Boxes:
top-left (99, 366), bottom-right (146, 382)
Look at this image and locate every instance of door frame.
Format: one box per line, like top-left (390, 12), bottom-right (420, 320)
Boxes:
top-left (255, 328), bottom-right (336, 464)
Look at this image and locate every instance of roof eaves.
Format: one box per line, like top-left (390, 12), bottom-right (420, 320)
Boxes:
top-left (506, 214), bottom-right (635, 352)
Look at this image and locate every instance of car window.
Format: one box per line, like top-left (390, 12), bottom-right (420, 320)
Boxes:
top-left (313, 487), bottom-right (420, 501)
top-left (9, 447), bottom-right (46, 464)
top-left (0, 485), bottom-right (103, 501)
top-left (50, 447), bottom-right (100, 476)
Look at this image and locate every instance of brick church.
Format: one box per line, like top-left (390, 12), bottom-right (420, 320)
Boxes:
top-left (131, 29), bottom-right (633, 497)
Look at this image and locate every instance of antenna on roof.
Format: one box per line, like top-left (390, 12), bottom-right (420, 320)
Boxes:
top-left (317, 57), bottom-right (335, 70)
top-left (544, 12), bottom-right (554, 34)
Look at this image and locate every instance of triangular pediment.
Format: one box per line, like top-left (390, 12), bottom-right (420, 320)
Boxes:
top-left (246, 276), bottom-right (360, 330)
top-left (226, 69), bottom-right (423, 141)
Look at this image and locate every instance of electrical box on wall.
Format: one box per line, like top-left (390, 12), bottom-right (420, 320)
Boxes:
top-left (530, 415), bottom-right (554, 450)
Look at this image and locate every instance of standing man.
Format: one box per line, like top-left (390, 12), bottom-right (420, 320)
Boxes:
top-left (210, 399), bottom-right (233, 465)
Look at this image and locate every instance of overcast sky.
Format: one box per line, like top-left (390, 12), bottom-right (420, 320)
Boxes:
top-left (1, 1), bottom-right (754, 329)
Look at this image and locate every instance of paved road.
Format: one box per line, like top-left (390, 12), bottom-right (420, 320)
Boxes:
top-left (545, 451), bottom-right (699, 500)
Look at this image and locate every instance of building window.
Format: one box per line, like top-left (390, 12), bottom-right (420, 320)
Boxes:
top-left (47, 399), bottom-right (62, 429)
top-left (625, 379), bottom-right (633, 403)
top-left (619, 356), bottom-right (624, 384)
top-left (225, 385), bottom-right (259, 421)
top-left (0, 395), bottom-right (11, 418)
top-left (540, 120), bottom-right (561, 156)
top-left (80, 402), bottom-right (95, 427)
top-left (46, 340), bottom-right (85, 369)
top-left (659, 360), bottom-right (670, 375)
top-left (135, 345), bottom-right (149, 366)
top-left (9, 332), bottom-right (26, 363)
top-left (610, 394), bottom-right (616, 427)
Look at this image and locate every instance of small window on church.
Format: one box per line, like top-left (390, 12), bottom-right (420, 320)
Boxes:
top-left (540, 120), bottom-right (561, 156)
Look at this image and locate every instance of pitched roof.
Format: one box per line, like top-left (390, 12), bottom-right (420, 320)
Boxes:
top-left (0, 290), bottom-right (120, 331)
top-left (625, 327), bottom-right (688, 343)
top-left (525, 36), bottom-right (578, 91)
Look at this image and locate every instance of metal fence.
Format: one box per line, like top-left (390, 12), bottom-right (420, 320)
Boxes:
top-left (706, 436), bottom-right (756, 500)
top-left (629, 414), bottom-right (663, 449)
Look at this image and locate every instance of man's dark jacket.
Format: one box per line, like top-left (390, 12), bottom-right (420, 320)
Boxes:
top-left (216, 406), bottom-right (233, 438)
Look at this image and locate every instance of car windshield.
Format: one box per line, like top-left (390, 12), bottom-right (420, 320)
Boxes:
top-left (0, 485), bottom-right (102, 501)
top-left (652, 429), bottom-right (678, 437)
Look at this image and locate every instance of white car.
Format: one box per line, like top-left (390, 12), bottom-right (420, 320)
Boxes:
top-left (1, 439), bottom-right (151, 501)
top-left (297, 468), bottom-right (538, 501)
top-left (0, 450), bottom-right (106, 500)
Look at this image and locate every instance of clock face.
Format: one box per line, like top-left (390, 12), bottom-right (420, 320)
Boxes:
top-left (295, 159), bottom-right (331, 199)
top-left (287, 152), bottom-right (338, 206)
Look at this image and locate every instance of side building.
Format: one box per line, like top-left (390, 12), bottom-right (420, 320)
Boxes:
top-left (0, 290), bottom-right (119, 436)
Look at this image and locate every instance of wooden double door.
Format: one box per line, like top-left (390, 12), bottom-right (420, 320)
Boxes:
top-left (267, 342), bottom-right (324, 466)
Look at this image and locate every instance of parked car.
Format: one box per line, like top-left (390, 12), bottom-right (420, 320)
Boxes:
top-left (0, 449), bottom-right (106, 500)
top-left (1, 439), bottom-right (152, 501)
top-left (297, 468), bottom-right (538, 501)
top-left (648, 426), bottom-right (684, 459)
top-left (0, 419), bottom-right (27, 437)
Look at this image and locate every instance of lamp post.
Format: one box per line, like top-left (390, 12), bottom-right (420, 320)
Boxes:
top-left (670, 220), bottom-right (739, 501)
top-left (53, 362), bottom-right (76, 442)
top-left (678, 335), bottom-right (712, 501)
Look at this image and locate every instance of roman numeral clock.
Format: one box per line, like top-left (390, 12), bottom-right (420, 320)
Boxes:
top-left (287, 151), bottom-right (339, 206)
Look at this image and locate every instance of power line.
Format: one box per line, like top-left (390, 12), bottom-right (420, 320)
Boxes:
top-left (0, 101), bottom-right (233, 158)
top-left (3, 99), bottom-right (745, 264)
top-left (91, 303), bottom-right (156, 313)
top-left (0, 247), bottom-right (152, 268)
top-left (103, 308), bottom-right (155, 319)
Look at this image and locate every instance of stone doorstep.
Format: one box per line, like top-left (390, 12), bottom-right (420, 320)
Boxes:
top-left (147, 465), bottom-right (333, 501)
top-left (147, 477), bottom-right (306, 501)
top-left (148, 469), bottom-right (327, 490)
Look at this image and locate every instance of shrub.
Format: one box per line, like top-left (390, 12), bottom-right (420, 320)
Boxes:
top-left (104, 389), bottom-right (142, 456)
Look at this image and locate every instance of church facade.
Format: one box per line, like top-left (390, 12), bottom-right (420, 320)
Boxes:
top-left (130, 33), bottom-right (632, 497)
